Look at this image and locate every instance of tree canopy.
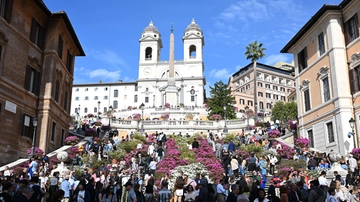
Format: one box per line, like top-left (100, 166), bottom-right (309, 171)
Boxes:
top-left (207, 80), bottom-right (237, 120)
top-left (245, 40), bottom-right (266, 62)
top-left (271, 101), bottom-right (298, 123)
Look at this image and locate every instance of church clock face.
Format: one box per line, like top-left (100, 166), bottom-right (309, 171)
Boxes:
top-left (143, 68), bottom-right (151, 75)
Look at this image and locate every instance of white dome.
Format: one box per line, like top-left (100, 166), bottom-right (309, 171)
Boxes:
top-left (185, 18), bottom-right (202, 32)
top-left (142, 20), bottom-right (160, 34)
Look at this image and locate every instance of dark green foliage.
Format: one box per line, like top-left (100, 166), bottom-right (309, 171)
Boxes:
top-left (207, 80), bottom-right (236, 120)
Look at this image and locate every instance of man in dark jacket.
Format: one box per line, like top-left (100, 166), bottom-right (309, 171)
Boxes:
top-left (226, 184), bottom-right (239, 202)
top-left (198, 182), bottom-right (208, 202)
top-left (14, 187), bottom-right (34, 202)
top-left (346, 170), bottom-right (355, 188)
top-left (288, 183), bottom-right (301, 202)
top-left (192, 138), bottom-right (199, 149)
top-left (308, 180), bottom-right (326, 202)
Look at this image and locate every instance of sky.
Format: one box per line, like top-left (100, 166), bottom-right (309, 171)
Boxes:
top-left (44, 0), bottom-right (342, 93)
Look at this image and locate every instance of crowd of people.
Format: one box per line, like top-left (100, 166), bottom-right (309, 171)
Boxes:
top-left (2, 127), bottom-right (360, 202)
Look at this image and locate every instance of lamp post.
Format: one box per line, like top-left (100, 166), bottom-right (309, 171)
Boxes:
top-left (140, 103), bottom-right (145, 132)
top-left (245, 106), bottom-right (250, 130)
top-left (349, 117), bottom-right (357, 148)
top-left (29, 117), bottom-right (38, 159)
top-left (98, 101), bottom-right (101, 115)
top-left (108, 105), bottom-right (113, 128)
top-left (223, 104), bottom-right (228, 133)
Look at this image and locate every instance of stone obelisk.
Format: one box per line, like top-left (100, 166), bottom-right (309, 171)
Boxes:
top-left (165, 24), bottom-right (178, 106)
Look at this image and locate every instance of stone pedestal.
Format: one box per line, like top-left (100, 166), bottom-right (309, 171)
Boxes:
top-left (51, 151), bottom-right (70, 183)
top-left (326, 152), bottom-right (347, 184)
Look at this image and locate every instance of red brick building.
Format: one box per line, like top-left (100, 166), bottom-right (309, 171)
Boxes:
top-left (0, 0), bottom-right (85, 164)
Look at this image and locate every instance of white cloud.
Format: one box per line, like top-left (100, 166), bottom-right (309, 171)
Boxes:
top-left (209, 68), bottom-right (231, 80)
top-left (235, 65), bottom-right (241, 71)
top-left (75, 66), bottom-right (84, 72)
top-left (219, 0), bottom-right (269, 22)
top-left (93, 49), bottom-right (127, 68)
top-left (264, 54), bottom-right (290, 65)
top-left (89, 69), bottom-right (121, 81)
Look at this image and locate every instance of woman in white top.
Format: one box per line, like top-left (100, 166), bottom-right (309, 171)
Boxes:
top-left (184, 185), bottom-right (196, 202)
top-left (3, 166), bottom-right (10, 176)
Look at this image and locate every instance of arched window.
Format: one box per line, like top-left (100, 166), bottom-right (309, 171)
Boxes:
top-left (145, 47), bottom-right (152, 60)
top-left (189, 45), bottom-right (196, 58)
top-left (84, 108), bottom-right (88, 113)
top-left (259, 102), bottom-right (264, 110)
top-left (161, 70), bottom-right (180, 78)
top-left (104, 107), bottom-right (107, 112)
top-left (114, 90), bottom-right (118, 97)
top-left (94, 107), bottom-right (97, 113)
top-left (113, 101), bottom-right (118, 109)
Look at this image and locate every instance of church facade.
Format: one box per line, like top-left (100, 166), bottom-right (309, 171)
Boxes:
top-left (71, 19), bottom-right (206, 116)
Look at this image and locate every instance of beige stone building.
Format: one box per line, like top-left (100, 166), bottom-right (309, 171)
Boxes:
top-left (229, 62), bottom-right (295, 116)
top-left (281, 0), bottom-right (360, 154)
top-left (0, 0), bottom-right (84, 164)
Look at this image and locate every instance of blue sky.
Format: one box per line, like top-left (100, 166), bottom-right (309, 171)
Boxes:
top-left (44, 0), bottom-right (342, 91)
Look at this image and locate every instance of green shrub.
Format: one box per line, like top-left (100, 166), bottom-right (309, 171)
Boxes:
top-left (109, 149), bottom-right (126, 161)
top-left (132, 133), bottom-right (146, 142)
top-left (118, 140), bottom-right (138, 153)
top-left (240, 144), bottom-right (263, 154)
top-left (90, 156), bottom-right (108, 169)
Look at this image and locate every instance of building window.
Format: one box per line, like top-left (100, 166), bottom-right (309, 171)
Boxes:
top-left (135, 85), bottom-right (138, 91)
top-left (326, 122), bottom-right (335, 143)
top-left (246, 84), bottom-right (250, 90)
top-left (84, 96), bottom-right (88, 100)
top-left (145, 97), bottom-right (149, 103)
top-left (61, 129), bottom-right (65, 146)
top-left (94, 107), bottom-right (97, 113)
top-left (265, 84), bottom-right (270, 89)
top-left (280, 87), bottom-right (285, 92)
top-left (345, 13), bottom-right (359, 45)
top-left (304, 89), bottom-right (311, 112)
top-left (322, 77), bottom-right (331, 102)
top-left (248, 100), bottom-right (253, 106)
top-left (258, 92), bottom-right (263, 97)
top-left (113, 101), bottom-right (118, 109)
top-left (0, 0), bottom-right (14, 22)
top-left (266, 93), bottom-right (271, 98)
top-left (259, 102), bottom-right (264, 109)
top-left (273, 86), bottom-right (278, 91)
top-left (281, 96), bottom-right (286, 101)
top-left (54, 80), bottom-right (60, 102)
top-left (191, 95), bottom-right (195, 102)
top-left (22, 114), bottom-right (33, 138)
top-left (94, 87), bottom-right (98, 91)
top-left (318, 32), bottom-right (325, 55)
top-left (85, 88), bottom-right (88, 91)
top-left (51, 121), bottom-right (56, 142)
top-left (104, 107), bottom-right (107, 112)
top-left (240, 88), bottom-right (245, 93)
top-left (30, 18), bottom-right (45, 49)
top-left (273, 94), bottom-right (278, 100)
top-left (308, 130), bottom-right (314, 147)
top-left (75, 97), bottom-right (79, 101)
top-left (258, 82), bottom-right (263, 87)
top-left (84, 108), bottom-right (88, 113)
top-left (298, 47), bottom-right (308, 73)
top-left (350, 65), bottom-right (360, 94)
top-left (58, 36), bottom-right (63, 59)
top-left (240, 99), bottom-right (244, 105)
top-left (63, 91), bottom-right (68, 111)
top-left (287, 89), bottom-right (291, 93)
top-left (104, 96), bottom-right (108, 100)
top-left (114, 90), bottom-right (118, 97)
top-left (104, 87), bottom-right (108, 91)
top-left (134, 95), bottom-right (138, 102)
top-left (75, 88), bottom-right (79, 92)
top-left (94, 96), bottom-right (98, 100)
top-left (266, 103), bottom-right (272, 109)
top-left (24, 66), bottom-right (40, 95)
top-left (66, 50), bottom-right (73, 74)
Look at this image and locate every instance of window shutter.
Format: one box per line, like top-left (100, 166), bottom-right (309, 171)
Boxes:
top-left (24, 65), bottom-right (31, 90)
top-left (349, 69), bottom-right (358, 94)
top-left (34, 70), bottom-right (41, 96)
top-left (354, 13), bottom-right (359, 38)
top-left (344, 19), bottom-right (351, 45)
top-left (304, 47), bottom-right (308, 68)
top-left (38, 25), bottom-right (46, 50)
top-left (4, 0), bottom-right (13, 23)
top-left (30, 18), bottom-right (37, 43)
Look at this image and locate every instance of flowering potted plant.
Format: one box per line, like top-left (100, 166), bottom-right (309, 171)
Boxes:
top-left (268, 130), bottom-right (281, 138)
top-left (101, 125), bottom-right (109, 131)
top-left (64, 136), bottom-right (80, 145)
top-left (85, 128), bottom-right (97, 136)
top-left (165, 103), bottom-right (170, 108)
top-left (132, 113), bottom-right (141, 121)
top-left (161, 113), bottom-right (170, 120)
top-left (87, 113), bottom-right (94, 118)
top-left (93, 137), bottom-right (102, 144)
top-left (27, 147), bottom-right (44, 159)
top-left (295, 137), bottom-right (310, 148)
top-left (351, 148), bottom-right (360, 158)
top-left (209, 114), bottom-right (222, 121)
top-left (203, 104), bottom-right (208, 108)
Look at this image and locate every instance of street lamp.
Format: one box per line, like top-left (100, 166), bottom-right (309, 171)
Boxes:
top-left (349, 118), bottom-right (356, 148)
top-left (139, 103), bottom-right (145, 132)
top-left (108, 105), bottom-right (113, 128)
top-left (29, 117), bottom-right (38, 159)
top-left (245, 106), bottom-right (250, 130)
top-left (98, 101), bottom-right (101, 115)
top-left (223, 104), bottom-right (228, 133)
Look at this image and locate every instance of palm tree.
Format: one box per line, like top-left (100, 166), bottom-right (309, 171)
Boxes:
top-left (245, 40), bottom-right (266, 122)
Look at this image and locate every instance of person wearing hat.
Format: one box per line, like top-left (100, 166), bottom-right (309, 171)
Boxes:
top-left (61, 175), bottom-right (72, 202)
